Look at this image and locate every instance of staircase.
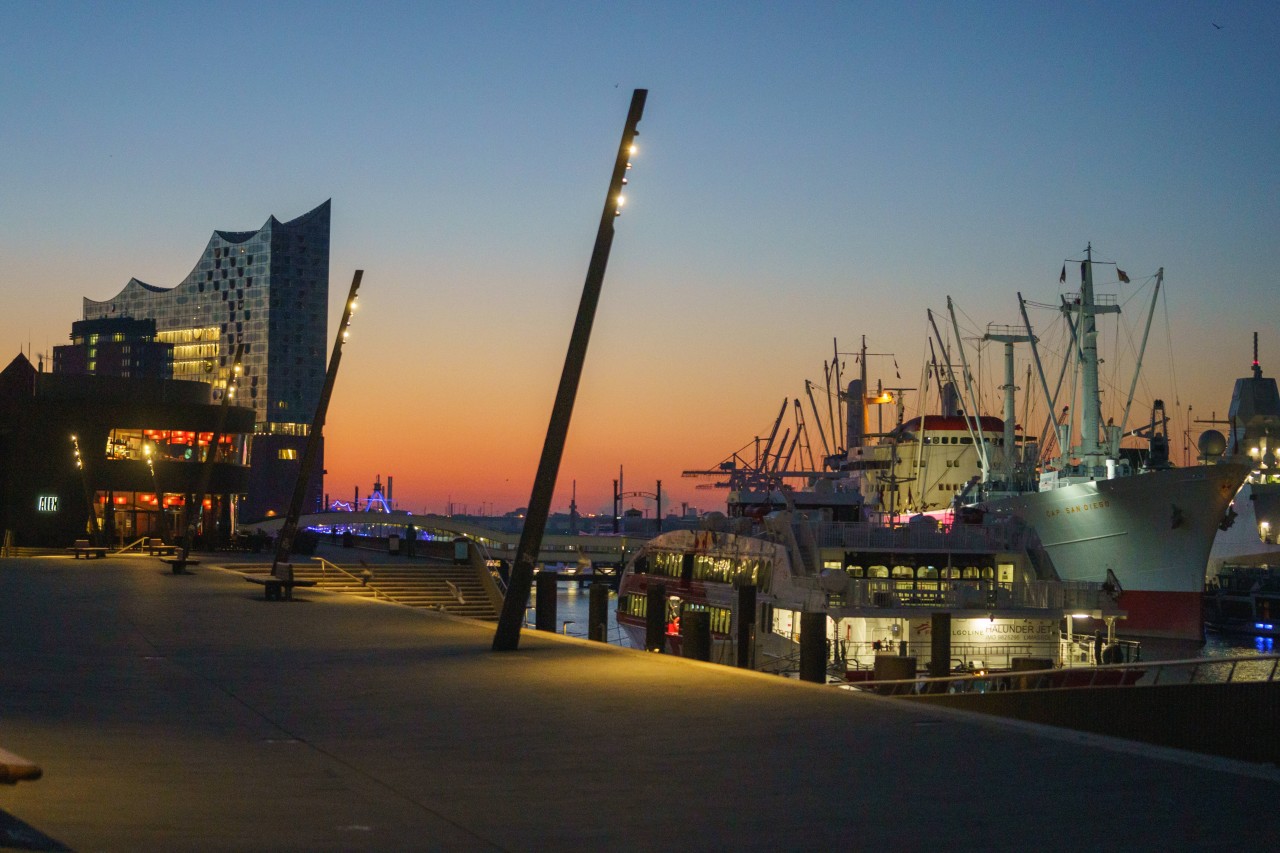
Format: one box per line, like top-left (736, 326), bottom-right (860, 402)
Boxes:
top-left (238, 560), bottom-right (498, 620)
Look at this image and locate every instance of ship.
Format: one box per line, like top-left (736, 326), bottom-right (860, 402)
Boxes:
top-left (848, 246), bottom-right (1248, 642)
top-left (1204, 564), bottom-right (1279, 643)
top-left (1205, 334), bottom-right (1280, 577)
top-left (615, 509), bottom-right (1129, 677)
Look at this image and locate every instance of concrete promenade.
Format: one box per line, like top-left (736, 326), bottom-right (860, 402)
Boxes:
top-left (1, 552), bottom-right (1277, 851)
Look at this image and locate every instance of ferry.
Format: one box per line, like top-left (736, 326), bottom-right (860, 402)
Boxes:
top-left (616, 509), bottom-right (1128, 679)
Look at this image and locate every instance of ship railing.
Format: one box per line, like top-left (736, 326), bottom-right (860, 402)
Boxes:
top-left (834, 578), bottom-right (1114, 612)
top-left (840, 653), bottom-right (1280, 695)
top-left (802, 520), bottom-right (1030, 552)
top-left (836, 642), bottom-right (1048, 673)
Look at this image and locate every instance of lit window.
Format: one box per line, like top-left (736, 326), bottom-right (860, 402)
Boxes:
top-left (278, 449), bottom-right (298, 460)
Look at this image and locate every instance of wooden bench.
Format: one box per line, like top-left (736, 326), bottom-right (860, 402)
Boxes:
top-left (245, 563), bottom-right (316, 601)
top-left (147, 538), bottom-right (178, 556)
top-left (70, 539), bottom-right (108, 559)
top-left (160, 556), bottom-right (200, 574)
top-left (0, 747), bottom-right (42, 785)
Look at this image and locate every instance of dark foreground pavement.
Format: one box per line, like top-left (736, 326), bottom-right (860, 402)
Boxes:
top-left (1, 555), bottom-right (1277, 852)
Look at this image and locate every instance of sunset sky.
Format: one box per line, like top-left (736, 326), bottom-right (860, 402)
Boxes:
top-left (3, 2), bottom-right (1277, 518)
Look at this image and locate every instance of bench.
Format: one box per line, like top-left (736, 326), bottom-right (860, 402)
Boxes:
top-left (0, 747), bottom-right (42, 785)
top-left (147, 538), bottom-right (178, 556)
top-left (244, 563), bottom-right (316, 601)
top-left (70, 539), bottom-right (108, 559)
top-left (160, 556), bottom-right (200, 574)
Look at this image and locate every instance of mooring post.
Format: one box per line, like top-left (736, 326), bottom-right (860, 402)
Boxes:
top-left (491, 89), bottom-right (648, 652)
top-left (736, 583), bottom-right (757, 669)
top-left (645, 582), bottom-right (666, 652)
top-left (799, 611), bottom-right (828, 683)
top-left (588, 581), bottom-right (609, 642)
top-left (535, 571), bottom-right (557, 632)
top-left (930, 612), bottom-right (951, 681)
top-left (682, 609), bottom-right (711, 661)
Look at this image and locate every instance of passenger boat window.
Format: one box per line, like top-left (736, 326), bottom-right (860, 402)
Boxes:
top-left (981, 566), bottom-right (995, 580)
top-left (868, 565), bottom-right (889, 578)
top-left (754, 559), bottom-right (772, 589)
top-left (962, 567), bottom-right (980, 579)
top-left (941, 567), bottom-right (961, 579)
top-left (918, 567), bottom-right (939, 579)
top-left (619, 594), bottom-right (647, 617)
top-left (891, 566), bottom-right (913, 579)
top-left (845, 566), bottom-right (864, 578)
top-left (651, 552), bottom-right (683, 578)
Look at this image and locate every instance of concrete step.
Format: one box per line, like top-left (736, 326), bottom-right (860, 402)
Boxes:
top-left (236, 562), bottom-right (498, 620)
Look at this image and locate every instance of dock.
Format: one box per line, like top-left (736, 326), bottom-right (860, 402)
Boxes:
top-left (0, 551), bottom-right (1276, 850)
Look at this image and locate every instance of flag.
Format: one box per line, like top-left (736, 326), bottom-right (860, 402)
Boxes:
top-left (1059, 263), bottom-right (1066, 283)
top-left (1117, 268), bottom-right (1130, 283)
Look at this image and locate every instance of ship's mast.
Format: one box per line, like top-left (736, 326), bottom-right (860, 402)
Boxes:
top-left (982, 326), bottom-right (1032, 486)
top-left (1078, 243), bottom-right (1105, 467)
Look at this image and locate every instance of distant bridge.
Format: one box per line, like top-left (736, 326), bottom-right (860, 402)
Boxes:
top-left (243, 510), bottom-right (641, 567)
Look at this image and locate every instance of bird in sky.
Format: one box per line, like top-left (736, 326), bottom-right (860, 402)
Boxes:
top-left (1212, 22), bottom-right (1223, 29)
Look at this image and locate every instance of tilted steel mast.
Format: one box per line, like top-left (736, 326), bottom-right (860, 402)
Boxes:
top-left (271, 270), bottom-right (363, 571)
top-left (493, 89), bottom-right (647, 652)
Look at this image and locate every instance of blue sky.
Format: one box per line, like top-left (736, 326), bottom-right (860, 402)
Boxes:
top-left (2, 1), bottom-right (1276, 513)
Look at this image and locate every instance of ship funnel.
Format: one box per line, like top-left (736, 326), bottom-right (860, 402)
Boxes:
top-left (941, 381), bottom-right (961, 417)
top-left (846, 380), bottom-right (865, 450)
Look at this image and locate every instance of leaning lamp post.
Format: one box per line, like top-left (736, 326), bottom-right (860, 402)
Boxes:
top-left (492, 88), bottom-right (647, 651)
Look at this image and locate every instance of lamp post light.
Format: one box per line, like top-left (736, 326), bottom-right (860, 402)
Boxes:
top-left (71, 434), bottom-right (102, 545)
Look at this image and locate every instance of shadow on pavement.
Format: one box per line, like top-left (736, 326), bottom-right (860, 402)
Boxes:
top-left (0, 809), bottom-right (71, 851)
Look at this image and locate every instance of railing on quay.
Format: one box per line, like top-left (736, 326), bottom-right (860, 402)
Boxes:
top-left (311, 556), bottom-right (390, 602)
top-left (523, 609), bottom-right (633, 647)
top-left (841, 653), bottom-right (1280, 696)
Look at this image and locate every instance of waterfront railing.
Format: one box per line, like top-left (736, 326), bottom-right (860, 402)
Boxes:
top-left (841, 653), bottom-right (1280, 695)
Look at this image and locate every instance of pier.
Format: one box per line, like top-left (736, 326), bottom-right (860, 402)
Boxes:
top-left (1, 551), bottom-right (1277, 849)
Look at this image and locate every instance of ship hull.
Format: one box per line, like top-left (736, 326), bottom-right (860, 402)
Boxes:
top-left (982, 462), bottom-right (1250, 641)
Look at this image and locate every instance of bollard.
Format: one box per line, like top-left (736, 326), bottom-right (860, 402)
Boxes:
top-left (799, 611), bottom-right (828, 683)
top-left (588, 581), bottom-right (609, 642)
top-left (736, 583), bottom-right (757, 669)
top-left (645, 582), bottom-right (666, 652)
top-left (929, 612), bottom-right (951, 679)
top-left (535, 571), bottom-right (557, 632)
top-left (681, 609), bottom-right (711, 661)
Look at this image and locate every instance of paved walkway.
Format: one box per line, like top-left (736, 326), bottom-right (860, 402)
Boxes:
top-left (0, 553), bottom-right (1277, 851)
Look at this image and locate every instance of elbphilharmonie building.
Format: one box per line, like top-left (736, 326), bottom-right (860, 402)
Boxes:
top-left (82, 201), bottom-right (331, 521)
